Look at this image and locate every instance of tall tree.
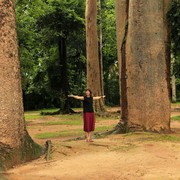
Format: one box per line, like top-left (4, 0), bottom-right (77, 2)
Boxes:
top-left (35, 0), bottom-right (85, 113)
top-left (171, 56), bottom-right (177, 103)
top-left (86, 0), bottom-right (105, 113)
top-left (97, 0), bottom-right (104, 105)
top-left (168, 0), bottom-right (180, 102)
top-left (115, 0), bottom-right (128, 118)
top-left (115, 0), bottom-right (172, 133)
top-left (0, 0), bottom-right (42, 169)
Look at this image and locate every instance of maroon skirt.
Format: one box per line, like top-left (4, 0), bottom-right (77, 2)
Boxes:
top-left (83, 112), bottom-right (95, 132)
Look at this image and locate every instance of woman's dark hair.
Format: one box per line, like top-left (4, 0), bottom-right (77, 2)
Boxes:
top-left (85, 88), bottom-right (92, 97)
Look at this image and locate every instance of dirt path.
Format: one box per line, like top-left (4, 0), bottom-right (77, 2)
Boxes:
top-left (4, 111), bottom-right (180, 180)
top-left (5, 134), bottom-right (180, 180)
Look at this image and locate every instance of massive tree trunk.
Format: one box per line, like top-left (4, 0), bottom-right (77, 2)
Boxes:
top-left (0, 0), bottom-right (43, 170)
top-left (115, 0), bottom-right (172, 133)
top-left (86, 0), bottom-right (105, 113)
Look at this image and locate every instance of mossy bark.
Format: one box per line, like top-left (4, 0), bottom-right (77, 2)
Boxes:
top-left (0, 131), bottom-right (43, 170)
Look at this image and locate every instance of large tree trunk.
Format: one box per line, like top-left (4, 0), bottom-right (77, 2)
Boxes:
top-left (86, 0), bottom-right (105, 113)
top-left (0, 0), bottom-right (43, 170)
top-left (126, 0), bottom-right (171, 132)
top-left (115, 0), bottom-right (172, 133)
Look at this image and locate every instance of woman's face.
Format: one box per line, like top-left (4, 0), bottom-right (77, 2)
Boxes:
top-left (86, 90), bottom-right (91, 97)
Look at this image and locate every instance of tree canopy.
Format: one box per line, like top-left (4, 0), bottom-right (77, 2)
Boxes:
top-left (15, 0), bottom-right (180, 110)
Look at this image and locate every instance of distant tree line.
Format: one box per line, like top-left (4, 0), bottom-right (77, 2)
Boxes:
top-left (15, 0), bottom-right (180, 111)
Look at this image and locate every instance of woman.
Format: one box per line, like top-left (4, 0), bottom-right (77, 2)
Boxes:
top-left (68, 89), bottom-right (105, 142)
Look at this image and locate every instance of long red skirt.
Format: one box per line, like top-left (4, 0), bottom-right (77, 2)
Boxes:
top-left (83, 112), bottom-right (95, 132)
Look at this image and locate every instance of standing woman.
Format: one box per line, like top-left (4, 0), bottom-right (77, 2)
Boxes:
top-left (68, 89), bottom-right (105, 142)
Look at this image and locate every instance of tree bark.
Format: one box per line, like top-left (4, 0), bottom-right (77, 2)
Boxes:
top-left (171, 56), bottom-right (177, 103)
top-left (97, 0), bottom-right (105, 107)
top-left (115, 0), bottom-right (129, 120)
top-left (58, 37), bottom-right (72, 114)
top-left (117, 0), bottom-right (172, 133)
top-left (0, 0), bottom-right (43, 169)
top-left (86, 0), bottom-right (105, 113)
top-left (171, 74), bottom-right (177, 103)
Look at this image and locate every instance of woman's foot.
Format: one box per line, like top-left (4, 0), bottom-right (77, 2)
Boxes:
top-left (85, 138), bottom-right (93, 142)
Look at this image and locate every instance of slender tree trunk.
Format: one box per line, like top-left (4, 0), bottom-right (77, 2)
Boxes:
top-left (171, 56), bottom-right (177, 103)
top-left (164, 0), bottom-right (172, 102)
top-left (58, 37), bottom-right (72, 114)
top-left (0, 0), bottom-right (43, 169)
top-left (115, 0), bottom-right (128, 119)
top-left (86, 0), bottom-right (105, 113)
top-left (171, 74), bottom-right (177, 103)
top-left (98, 0), bottom-right (105, 106)
top-left (115, 0), bottom-right (172, 133)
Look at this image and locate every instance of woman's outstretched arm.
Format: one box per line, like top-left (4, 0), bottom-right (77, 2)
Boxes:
top-left (68, 94), bottom-right (84, 100)
top-left (93, 95), bottom-right (106, 100)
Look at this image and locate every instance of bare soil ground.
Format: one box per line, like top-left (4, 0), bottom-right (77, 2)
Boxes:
top-left (4, 108), bottom-right (180, 180)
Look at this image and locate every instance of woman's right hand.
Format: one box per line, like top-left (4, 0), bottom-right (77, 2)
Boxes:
top-left (68, 94), bottom-right (74, 98)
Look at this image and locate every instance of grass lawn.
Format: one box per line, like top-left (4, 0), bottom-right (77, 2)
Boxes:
top-left (172, 116), bottom-right (180, 121)
top-left (25, 108), bottom-right (116, 139)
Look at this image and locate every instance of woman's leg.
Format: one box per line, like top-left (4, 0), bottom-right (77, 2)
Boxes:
top-left (89, 132), bottom-right (94, 142)
top-left (85, 132), bottom-right (89, 141)
top-left (85, 132), bottom-right (94, 142)
top-left (85, 132), bottom-right (91, 142)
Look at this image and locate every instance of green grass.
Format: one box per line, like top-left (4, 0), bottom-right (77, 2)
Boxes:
top-left (171, 102), bottom-right (180, 105)
top-left (155, 134), bottom-right (180, 142)
top-left (35, 129), bottom-right (84, 139)
top-left (25, 114), bottom-right (43, 120)
top-left (95, 125), bottom-right (114, 132)
top-left (44, 119), bottom-right (83, 126)
top-left (124, 132), bottom-right (180, 143)
top-left (171, 116), bottom-right (180, 121)
top-left (35, 125), bottom-right (114, 139)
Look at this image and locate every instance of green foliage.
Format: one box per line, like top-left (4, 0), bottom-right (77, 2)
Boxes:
top-left (15, 0), bottom-right (86, 110)
top-left (168, 0), bottom-right (180, 58)
top-left (101, 0), bottom-right (120, 105)
top-left (168, 0), bottom-right (180, 100)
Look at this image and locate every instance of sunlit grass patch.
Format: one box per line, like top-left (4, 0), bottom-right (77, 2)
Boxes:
top-left (36, 129), bottom-right (84, 139)
top-left (40, 108), bottom-right (59, 113)
top-left (124, 132), bottom-right (180, 143)
top-left (55, 114), bottom-right (82, 120)
top-left (154, 134), bottom-right (180, 142)
top-left (43, 119), bottom-right (83, 126)
top-left (171, 102), bottom-right (180, 105)
top-left (25, 114), bottom-right (43, 120)
top-left (171, 116), bottom-right (180, 121)
top-left (95, 125), bottom-right (114, 132)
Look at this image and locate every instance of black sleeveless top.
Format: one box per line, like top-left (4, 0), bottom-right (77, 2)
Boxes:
top-left (83, 96), bottom-right (94, 113)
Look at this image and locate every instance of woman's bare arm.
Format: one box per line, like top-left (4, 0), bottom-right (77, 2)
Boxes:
top-left (93, 95), bottom-right (106, 100)
top-left (68, 95), bottom-right (84, 100)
